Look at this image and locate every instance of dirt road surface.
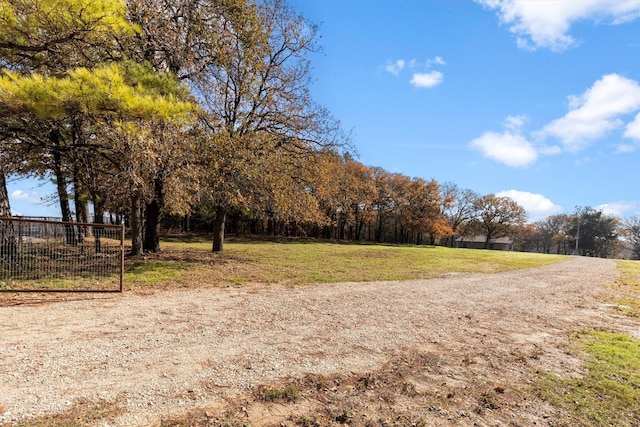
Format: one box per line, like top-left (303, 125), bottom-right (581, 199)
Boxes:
top-left (0, 256), bottom-right (635, 426)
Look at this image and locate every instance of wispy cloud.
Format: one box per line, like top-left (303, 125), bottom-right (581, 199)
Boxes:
top-left (596, 201), bottom-right (637, 217)
top-left (426, 56), bottom-right (446, 67)
top-left (11, 189), bottom-right (43, 203)
top-left (624, 112), bottom-right (640, 140)
top-left (410, 71), bottom-right (444, 88)
top-left (385, 56), bottom-right (445, 89)
top-left (620, 112), bottom-right (640, 152)
top-left (475, 0), bottom-right (640, 51)
top-left (385, 59), bottom-right (406, 76)
top-left (504, 114), bottom-right (528, 132)
top-left (618, 113), bottom-right (640, 153)
top-left (496, 190), bottom-right (562, 221)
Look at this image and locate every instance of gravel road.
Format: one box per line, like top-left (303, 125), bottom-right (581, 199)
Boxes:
top-left (0, 256), bottom-right (633, 426)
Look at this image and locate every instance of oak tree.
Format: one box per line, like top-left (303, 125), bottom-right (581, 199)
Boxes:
top-left (197, 0), bottom-right (345, 252)
top-left (568, 207), bottom-right (620, 258)
top-left (625, 215), bottom-right (640, 259)
top-left (440, 183), bottom-right (478, 247)
top-left (124, 0), bottom-right (263, 252)
top-left (472, 194), bottom-right (527, 248)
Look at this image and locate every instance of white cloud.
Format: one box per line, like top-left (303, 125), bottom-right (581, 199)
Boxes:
top-left (11, 189), bottom-right (43, 203)
top-left (470, 115), bottom-right (538, 167)
top-left (618, 111), bottom-right (639, 152)
top-left (616, 144), bottom-right (638, 153)
top-left (473, 75), bottom-right (640, 165)
top-left (385, 59), bottom-right (406, 76)
top-left (385, 56), bottom-right (445, 87)
top-left (426, 56), bottom-right (446, 67)
top-left (624, 112), bottom-right (640, 140)
top-left (410, 71), bottom-right (444, 88)
top-left (470, 131), bottom-right (537, 167)
top-left (475, 0), bottom-right (640, 51)
top-left (536, 74), bottom-right (640, 151)
top-left (504, 114), bottom-right (528, 132)
top-left (596, 201), bottom-right (637, 217)
top-left (496, 190), bottom-right (563, 221)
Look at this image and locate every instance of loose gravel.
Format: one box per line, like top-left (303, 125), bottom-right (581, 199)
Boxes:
top-left (0, 256), bottom-right (631, 426)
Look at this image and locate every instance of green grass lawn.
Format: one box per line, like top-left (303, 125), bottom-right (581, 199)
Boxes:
top-left (530, 261), bottom-right (640, 426)
top-left (534, 329), bottom-right (640, 427)
top-left (1, 237), bottom-right (566, 292)
top-left (612, 260), bottom-right (640, 318)
top-left (155, 237), bottom-right (566, 286)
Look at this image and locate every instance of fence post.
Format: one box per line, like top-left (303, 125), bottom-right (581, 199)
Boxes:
top-left (120, 224), bottom-right (125, 292)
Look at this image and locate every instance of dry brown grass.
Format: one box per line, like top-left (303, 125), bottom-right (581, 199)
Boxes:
top-left (160, 350), bottom-right (549, 427)
top-left (6, 397), bottom-right (123, 427)
top-left (1, 239), bottom-right (564, 305)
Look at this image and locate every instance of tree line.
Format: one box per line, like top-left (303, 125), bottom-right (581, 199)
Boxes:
top-left (162, 152), bottom-right (638, 260)
top-left (0, 0), bottom-right (637, 259)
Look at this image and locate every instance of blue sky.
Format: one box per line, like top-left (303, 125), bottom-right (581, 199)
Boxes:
top-left (292, 0), bottom-right (640, 221)
top-left (7, 0), bottom-right (640, 221)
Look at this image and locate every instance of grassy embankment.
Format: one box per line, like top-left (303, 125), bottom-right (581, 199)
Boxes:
top-left (533, 328), bottom-right (640, 426)
top-left (610, 259), bottom-right (640, 318)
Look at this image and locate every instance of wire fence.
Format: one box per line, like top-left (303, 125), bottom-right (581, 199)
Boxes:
top-left (0, 217), bottom-right (124, 292)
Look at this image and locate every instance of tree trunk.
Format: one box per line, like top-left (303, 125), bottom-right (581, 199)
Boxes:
top-left (50, 129), bottom-right (72, 222)
top-left (92, 198), bottom-right (106, 254)
top-left (356, 219), bottom-right (364, 241)
top-left (71, 121), bottom-right (90, 230)
top-left (130, 195), bottom-right (143, 256)
top-left (376, 215), bottom-right (384, 242)
top-left (93, 198), bottom-right (106, 225)
top-left (0, 171), bottom-right (11, 218)
top-left (0, 171), bottom-right (17, 260)
top-left (72, 167), bottom-right (90, 244)
top-left (53, 153), bottom-right (72, 222)
top-left (484, 234), bottom-right (491, 249)
top-left (73, 182), bottom-right (90, 223)
top-left (144, 177), bottom-right (164, 253)
top-left (77, 200), bottom-right (90, 224)
top-left (212, 205), bottom-right (227, 253)
top-left (50, 131), bottom-right (77, 246)
top-left (53, 158), bottom-right (77, 245)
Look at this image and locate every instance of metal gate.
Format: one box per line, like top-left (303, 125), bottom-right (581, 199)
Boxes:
top-left (0, 217), bottom-right (124, 292)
